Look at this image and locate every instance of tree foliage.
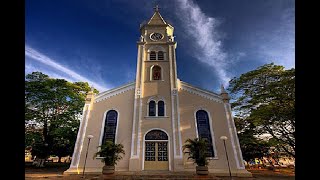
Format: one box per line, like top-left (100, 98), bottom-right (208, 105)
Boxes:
top-left (25, 72), bottom-right (99, 161)
top-left (234, 117), bottom-right (270, 162)
top-left (228, 63), bottom-right (295, 157)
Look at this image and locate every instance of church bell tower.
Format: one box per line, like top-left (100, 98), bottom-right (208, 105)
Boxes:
top-left (129, 6), bottom-right (183, 171)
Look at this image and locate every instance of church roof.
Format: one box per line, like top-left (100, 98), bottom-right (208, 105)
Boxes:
top-left (139, 5), bottom-right (174, 30)
top-left (147, 8), bottom-right (167, 25)
top-left (179, 80), bottom-right (223, 103)
top-left (94, 82), bottom-right (135, 103)
top-left (93, 80), bottom-right (223, 104)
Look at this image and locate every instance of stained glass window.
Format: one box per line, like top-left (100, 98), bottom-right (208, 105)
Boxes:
top-left (150, 51), bottom-right (156, 60)
top-left (102, 110), bottom-right (118, 144)
top-left (196, 110), bottom-right (214, 157)
top-left (152, 66), bottom-right (161, 80)
top-left (158, 51), bottom-right (164, 60)
top-left (149, 101), bottom-right (156, 116)
top-left (158, 101), bottom-right (164, 116)
top-left (145, 130), bottom-right (168, 140)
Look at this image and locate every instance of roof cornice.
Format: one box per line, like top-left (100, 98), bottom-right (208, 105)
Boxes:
top-left (179, 80), bottom-right (223, 103)
top-left (94, 82), bottom-right (135, 103)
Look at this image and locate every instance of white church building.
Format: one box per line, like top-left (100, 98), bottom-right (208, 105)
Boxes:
top-left (65, 7), bottom-right (251, 177)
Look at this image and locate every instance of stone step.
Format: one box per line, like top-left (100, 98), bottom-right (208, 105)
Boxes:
top-left (101, 174), bottom-right (223, 180)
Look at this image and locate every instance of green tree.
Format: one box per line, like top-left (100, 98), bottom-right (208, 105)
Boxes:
top-left (234, 117), bottom-right (270, 162)
top-left (25, 127), bottom-right (43, 149)
top-left (228, 63), bottom-right (295, 157)
top-left (50, 118), bottom-right (80, 162)
top-left (25, 72), bottom-right (99, 164)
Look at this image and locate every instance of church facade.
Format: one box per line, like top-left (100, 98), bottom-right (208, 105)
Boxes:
top-left (65, 8), bottom-right (251, 177)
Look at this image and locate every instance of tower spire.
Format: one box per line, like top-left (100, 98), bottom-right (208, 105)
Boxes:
top-left (221, 84), bottom-right (227, 94)
top-left (147, 4), bottom-right (166, 25)
top-left (220, 84), bottom-right (230, 103)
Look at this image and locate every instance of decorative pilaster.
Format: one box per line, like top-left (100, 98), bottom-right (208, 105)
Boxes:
top-left (221, 85), bottom-right (245, 169)
top-left (65, 88), bottom-right (95, 174)
top-left (129, 42), bottom-right (145, 171)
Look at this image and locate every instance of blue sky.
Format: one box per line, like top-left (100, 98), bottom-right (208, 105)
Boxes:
top-left (25, 0), bottom-right (295, 93)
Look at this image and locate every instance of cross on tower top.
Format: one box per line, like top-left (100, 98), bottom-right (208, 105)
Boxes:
top-left (153, 5), bottom-right (160, 12)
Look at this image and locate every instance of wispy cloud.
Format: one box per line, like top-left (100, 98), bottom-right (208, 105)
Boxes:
top-left (255, 7), bottom-right (295, 69)
top-left (25, 62), bottom-right (79, 83)
top-left (175, 0), bottom-right (230, 86)
top-left (25, 45), bottom-right (110, 91)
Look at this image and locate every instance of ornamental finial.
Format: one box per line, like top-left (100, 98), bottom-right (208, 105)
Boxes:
top-left (153, 4), bottom-right (160, 12)
top-left (221, 84), bottom-right (227, 94)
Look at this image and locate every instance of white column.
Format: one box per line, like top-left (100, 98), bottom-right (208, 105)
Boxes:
top-left (130, 44), bottom-right (143, 158)
top-left (70, 103), bottom-right (91, 169)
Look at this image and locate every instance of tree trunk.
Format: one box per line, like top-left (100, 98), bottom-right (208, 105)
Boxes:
top-left (33, 157), bottom-right (46, 168)
top-left (43, 120), bottom-right (48, 143)
top-left (58, 156), bottom-right (61, 163)
top-left (39, 159), bottom-right (45, 167)
top-left (32, 158), bottom-right (39, 166)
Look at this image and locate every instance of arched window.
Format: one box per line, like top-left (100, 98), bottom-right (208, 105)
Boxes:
top-left (145, 130), bottom-right (168, 140)
top-left (158, 51), bottom-right (164, 60)
top-left (152, 66), bottom-right (161, 80)
top-left (196, 110), bottom-right (214, 157)
top-left (149, 100), bottom-right (156, 116)
top-left (102, 110), bottom-right (118, 144)
top-left (150, 51), bottom-right (156, 60)
top-left (158, 101), bottom-right (164, 116)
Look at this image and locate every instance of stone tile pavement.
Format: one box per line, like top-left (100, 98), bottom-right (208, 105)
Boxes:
top-left (25, 170), bottom-right (295, 180)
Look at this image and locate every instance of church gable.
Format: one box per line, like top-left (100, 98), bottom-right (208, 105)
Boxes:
top-left (94, 82), bottom-right (135, 103)
top-left (178, 80), bottom-right (223, 103)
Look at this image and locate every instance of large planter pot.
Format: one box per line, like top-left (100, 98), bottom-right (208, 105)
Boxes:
top-left (102, 165), bottom-right (115, 175)
top-left (196, 166), bottom-right (208, 175)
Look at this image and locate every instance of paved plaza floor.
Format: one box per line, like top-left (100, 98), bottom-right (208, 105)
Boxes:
top-left (25, 169), bottom-right (295, 180)
top-left (25, 163), bottom-right (295, 180)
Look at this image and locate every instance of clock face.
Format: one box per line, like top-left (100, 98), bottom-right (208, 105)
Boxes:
top-left (150, 32), bottom-right (163, 41)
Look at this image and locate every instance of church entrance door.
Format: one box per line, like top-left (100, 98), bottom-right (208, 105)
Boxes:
top-left (144, 130), bottom-right (169, 170)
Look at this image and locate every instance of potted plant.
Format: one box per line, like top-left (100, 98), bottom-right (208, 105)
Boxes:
top-left (183, 138), bottom-right (210, 175)
top-left (94, 140), bottom-right (125, 175)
